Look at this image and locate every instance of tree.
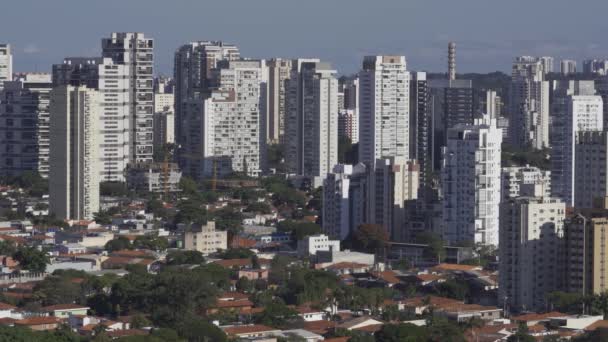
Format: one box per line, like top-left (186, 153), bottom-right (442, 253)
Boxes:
top-left (245, 202), bottom-right (272, 214)
top-left (131, 313), bottom-right (151, 329)
top-left (174, 199), bottom-right (208, 225)
top-left (33, 275), bottom-right (83, 306)
top-left (133, 235), bottom-right (169, 251)
top-left (416, 232), bottom-right (446, 264)
top-left (166, 250), bottom-right (205, 265)
top-left (277, 220), bottom-right (322, 240)
top-left (507, 322), bottom-right (535, 342)
top-left (375, 323), bottom-right (428, 342)
top-left (0, 240), bottom-right (17, 256)
top-left (175, 315), bottom-right (227, 342)
top-left (179, 177), bottom-right (199, 195)
top-left (254, 300), bottom-right (299, 328)
top-left (105, 236), bottom-right (133, 252)
top-left (236, 277), bottom-right (253, 293)
top-left (217, 248), bottom-right (254, 260)
top-left (14, 246), bottom-right (49, 272)
top-left (352, 224), bottom-right (389, 254)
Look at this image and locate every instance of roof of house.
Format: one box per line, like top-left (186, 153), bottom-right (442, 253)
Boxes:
top-left (431, 263), bottom-right (480, 272)
top-left (218, 292), bottom-right (250, 301)
top-left (338, 316), bottom-right (384, 330)
top-left (213, 258), bottom-right (252, 268)
top-left (370, 270), bottom-right (401, 284)
top-left (585, 320), bottom-right (608, 331)
top-left (325, 262), bottom-right (370, 271)
top-left (401, 295), bottom-right (463, 308)
top-left (215, 299), bottom-right (254, 309)
top-left (302, 320), bottom-right (337, 334)
top-left (106, 329), bottom-right (148, 338)
top-left (0, 302), bottom-right (16, 310)
top-left (15, 316), bottom-right (60, 326)
top-left (415, 274), bottom-right (445, 282)
top-left (42, 303), bottom-right (89, 312)
top-left (512, 311), bottom-right (567, 322)
top-left (222, 324), bottom-right (279, 336)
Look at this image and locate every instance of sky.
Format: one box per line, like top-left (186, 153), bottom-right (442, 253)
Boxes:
top-left (3, 0), bottom-right (608, 76)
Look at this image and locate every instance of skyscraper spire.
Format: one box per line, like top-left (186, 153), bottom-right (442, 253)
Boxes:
top-left (448, 42), bottom-right (456, 81)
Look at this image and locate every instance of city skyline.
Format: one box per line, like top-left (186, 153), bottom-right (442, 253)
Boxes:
top-left (4, 0), bottom-right (608, 75)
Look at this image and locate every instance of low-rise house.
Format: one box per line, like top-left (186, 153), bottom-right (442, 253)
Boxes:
top-left (512, 311), bottom-right (568, 327)
top-left (295, 306), bottom-right (326, 322)
top-left (207, 292), bottom-right (254, 315)
top-left (316, 249), bottom-right (374, 266)
top-left (338, 316), bottom-right (384, 331)
top-left (238, 269), bottom-right (268, 281)
top-left (436, 303), bottom-right (503, 322)
top-left (277, 329), bottom-right (324, 342)
top-left (222, 324), bottom-right (281, 339)
top-left (41, 304), bottom-right (89, 318)
top-left (14, 316), bottom-right (60, 331)
top-left (321, 262), bottom-right (371, 276)
top-left (548, 315), bottom-right (604, 330)
top-left (0, 302), bottom-right (16, 318)
top-left (101, 257), bottom-right (156, 271)
top-left (56, 243), bottom-right (87, 255)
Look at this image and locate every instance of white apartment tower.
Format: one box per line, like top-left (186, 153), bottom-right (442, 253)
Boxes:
top-left (510, 56), bottom-right (550, 149)
top-left (561, 59), bottom-right (577, 75)
top-left (323, 163), bottom-right (368, 240)
top-left (501, 166), bottom-right (551, 202)
top-left (551, 87), bottom-right (603, 206)
top-left (182, 60), bottom-right (265, 178)
top-left (499, 197), bottom-right (566, 312)
top-left (285, 60), bottom-right (339, 187)
top-left (102, 32), bottom-right (154, 163)
top-left (441, 115), bottom-right (502, 245)
top-left (358, 56), bottom-right (410, 166)
top-left (49, 85), bottom-right (101, 220)
top-left (0, 44), bottom-right (11, 90)
top-left (539, 56), bottom-right (554, 73)
top-left (574, 132), bottom-right (608, 209)
top-left (53, 57), bottom-right (132, 181)
top-left (267, 58), bottom-right (292, 144)
top-left (0, 74), bottom-right (52, 178)
top-left (174, 41), bottom-right (240, 146)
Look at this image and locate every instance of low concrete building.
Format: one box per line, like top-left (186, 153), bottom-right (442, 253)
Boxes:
top-left (126, 162), bottom-right (182, 193)
top-left (298, 234), bottom-right (340, 256)
top-left (183, 221), bottom-right (227, 255)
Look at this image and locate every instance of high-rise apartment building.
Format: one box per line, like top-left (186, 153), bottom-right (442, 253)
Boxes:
top-left (510, 56), bottom-right (550, 149)
top-left (565, 203), bottom-right (608, 296)
top-left (410, 71), bottom-right (432, 193)
top-left (550, 83), bottom-right (603, 206)
top-left (0, 74), bottom-right (52, 178)
top-left (53, 57), bottom-right (131, 181)
top-left (285, 60), bottom-right (339, 187)
top-left (501, 166), bottom-right (551, 202)
top-left (539, 56), bottom-right (554, 73)
top-left (338, 109), bottom-right (358, 144)
top-left (181, 60), bottom-right (265, 178)
top-left (574, 131), bottom-right (608, 209)
top-left (561, 59), bottom-right (577, 75)
top-left (583, 59), bottom-right (608, 75)
top-left (154, 88), bottom-right (175, 146)
top-left (441, 115), bottom-right (502, 245)
top-left (499, 197), bottom-right (565, 312)
top-left (266, 58), bottom-right (292, 144)
top-left (49, 85), bottom-right (101, 220)
top-left (0, 44), bottom-right (11, 90)
top-left (173, 41), bottom-right (240, 147)
top-left (101, 32), bottom-right (154, 164)
top-left (358, 56), bottom-right (410, 166)
top-left (323, 163), bottom-right (368, 240)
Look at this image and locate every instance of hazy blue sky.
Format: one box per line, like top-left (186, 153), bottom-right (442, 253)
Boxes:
top-left (3, 0), bottom-right (608, 75)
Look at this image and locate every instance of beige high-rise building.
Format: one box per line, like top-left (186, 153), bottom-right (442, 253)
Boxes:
top-left (499, 197), bottom-right (565, 312)
top-left (267, 58), bottom-right (292, 144)
top-left (565, 204), bottom-right (608, 296)
top-left (49, 85), bottom-right (101, 220)
top-left (0, 44), bottom-right (12, 90)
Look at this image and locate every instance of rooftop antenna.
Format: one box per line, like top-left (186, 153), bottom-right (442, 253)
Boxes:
top-left (448, 42), bottom-right (456, 81)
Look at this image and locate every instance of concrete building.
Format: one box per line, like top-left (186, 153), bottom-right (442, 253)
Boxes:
top-left (0, 44), bottom-right (11, 90)
top-left (338, 109), bottom-right (358, 144)
top-left (501, 166), bottom-right (551, 202)
top-left (561, 59), bottom-right (577, 75)
top-left (342, 76), bottom-right (359, 111)
top-left (153, 110), bottom-right (175, 146)
top-left (499, 197), bottom-right (566, 312)
top-left (266, 58), bottom-right (292, 144)
top-left (583, 59), bottom-right (608, 75)
top-left (181, 60), bottom-right (265, 178)
top-left (574, 131), bottom-right (608, 208)
top-left (0, 74), bottom-right (52, 178)
top-left (49, 85), bottom-right (101, 220)
top-left (126, 162), bottom-right (182, 193)
top-left (53, 57), bottom-right (132, 181)
top-left (285, 60), bottom-right (339, 187)
top-left (358, 56), bottom-right (410, 166)
top-left (510, 56), bottom-right (550, 149)
top-left (322, 163), bottom-right (368, 240)
top-left (173, 41), bottom-right (240, 147)
top-left (100, 32), bottom-right (154, 165)
top-left (370, 157), bottom-right (419, 241)
top-left (550, 84), bottom-right (603, 206)
top-left (565, 209), bottom-right (608, 296)
top-left (539, 56), bottom-right (554, 74)
top-left (441, 115), bottom-right (502, 245)
top-left (183, 221), bottom-right (227, 255)
top-left (298, 234), bottom-right (340, 256)
top-left (410, 71), bottom-right (432, 194)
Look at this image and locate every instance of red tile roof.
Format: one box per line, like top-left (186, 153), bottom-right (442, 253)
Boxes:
top-left (512, 311), bottom-right (567, 322)
top-left (213, 258), bottom-right (252, 268)
top-left (222, 324), bottom-right (278, 336)
top-left (42, 303), bottom-right (89, 312)
top-left (15, 316), bottom-right (60, 326)
top-left (0, 302), bottom-right (16, 310)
